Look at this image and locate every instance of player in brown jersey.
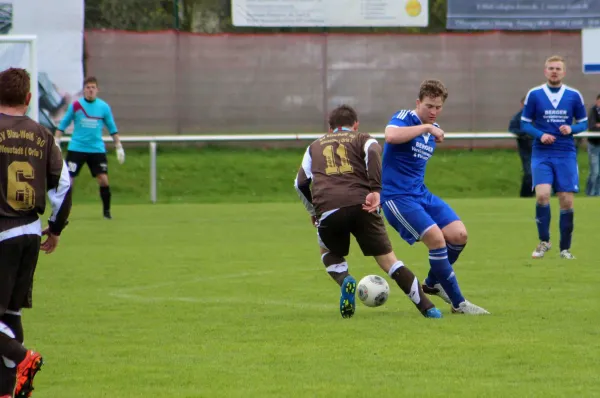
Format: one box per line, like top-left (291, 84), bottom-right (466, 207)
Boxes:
top-left (294, 105), bottom-right (442, 319)
top-left (0, 68), bottom-right (72, 397)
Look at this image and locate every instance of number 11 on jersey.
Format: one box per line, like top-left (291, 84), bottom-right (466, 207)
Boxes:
top-left (323, 144), bottom-right (354, 175)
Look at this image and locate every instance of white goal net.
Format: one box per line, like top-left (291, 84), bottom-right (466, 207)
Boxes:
top-left (0, 34), bottom-right (39, 122)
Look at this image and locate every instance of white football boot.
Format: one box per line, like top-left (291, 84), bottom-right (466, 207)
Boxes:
top-left (532, 241), bottom-right (551, 259)
top-left (451, 300), bottom-right (490, 315)
top-left (560, 250), bottom-right (576, 259)
top-left (422, 283), bottom-right (452, 305)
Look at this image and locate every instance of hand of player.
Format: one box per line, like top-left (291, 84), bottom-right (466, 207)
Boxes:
top-left (428, 125), bottom-right (445, 143)
top-left (540, 133), bottom-right (556, 144)
top-left (116, 144), bottom-right (125, 164)
top-left (362, 192), bottom-right (381, 213)
top-left (40, 227), bottom-right (60, 254)
top-left (559, 125), bottom-right (572, 135)
top-left (311, 215), bottom-right (318, 228)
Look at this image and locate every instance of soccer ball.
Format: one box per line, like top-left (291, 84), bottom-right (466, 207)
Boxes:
top-left (357, 275), bottom-right (390, 307)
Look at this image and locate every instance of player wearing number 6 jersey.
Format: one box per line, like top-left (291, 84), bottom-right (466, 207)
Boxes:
top-left (520, 55), bottom-right (588, 260)
top-left (381, 79), bottom-right (489, 315)
top-left (0, 68), bottom-right (72, 398)
top-left (56, 76), bottom-right (124, 220)
top-left (294, 104), bottom-right (442, 319)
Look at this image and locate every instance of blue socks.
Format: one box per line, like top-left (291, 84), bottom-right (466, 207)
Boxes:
top-left (559, 209), bottom-right (574, 251)
top-left (447, 243), bottom-right (465, 265)
top-left (536, 203), bottom-right (574, 250)
top-left (536, 203), bottom-right (551, 242)
top-left (428, 248), bottom-right (464, 308)
top-left (424, 270), bottom-right (438, 288)
top-left (425, 243), bottom-right (465, 287)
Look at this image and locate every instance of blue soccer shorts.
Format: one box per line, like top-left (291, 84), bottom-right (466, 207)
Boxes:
top-left (382, 192), bottom-right (460, 245)
top-left (531, 156), bottom-right (579, 193)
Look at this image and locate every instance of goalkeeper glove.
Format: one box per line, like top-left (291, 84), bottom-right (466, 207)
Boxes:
top-left (116, 144), bottom-right (125, 164)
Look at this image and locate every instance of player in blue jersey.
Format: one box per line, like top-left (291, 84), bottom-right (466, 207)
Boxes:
top-left (381, 79), bottom-right (489, 315)
top-left (55, 77), bottom-right (125, 219)
top-left (295, 105), bottom-right (442, 319)
top-left (520, 55), bottom-right (588, 260)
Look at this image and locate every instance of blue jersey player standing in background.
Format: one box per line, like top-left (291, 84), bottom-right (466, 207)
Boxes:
top-left (381, 79), bottom-right (489, 315)
top-left (520, 55), bottom-right (588, 260)
top-left (56, 77), bottom-right (125, 219)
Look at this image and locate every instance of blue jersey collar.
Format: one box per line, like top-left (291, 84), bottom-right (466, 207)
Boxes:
top-left (332, 127), bottom-right (353, 133)
top-left (546, 84), bottom-right (562, 93)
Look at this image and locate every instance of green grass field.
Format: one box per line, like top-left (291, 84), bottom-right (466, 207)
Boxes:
top-left (26, 199), bottom-right (600, 397)
top-left (67, 146), bottom-right (593, 204)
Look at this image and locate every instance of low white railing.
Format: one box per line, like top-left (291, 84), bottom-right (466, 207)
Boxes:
top-left (59, 132), bottom-right (600, 203)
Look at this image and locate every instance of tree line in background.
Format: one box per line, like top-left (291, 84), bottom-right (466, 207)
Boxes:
top-left (85, 0), bottom-right (449, 33)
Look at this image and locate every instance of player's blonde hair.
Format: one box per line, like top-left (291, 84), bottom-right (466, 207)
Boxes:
top-left (545, 55), bottom-right (566, 68)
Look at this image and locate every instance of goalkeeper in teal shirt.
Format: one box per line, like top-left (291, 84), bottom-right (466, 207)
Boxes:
top-left (56, 76), bottom-right (125, 219)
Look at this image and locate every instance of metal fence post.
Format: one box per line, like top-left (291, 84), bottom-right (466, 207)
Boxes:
top-left (150, 141), bottom-right (157, 203)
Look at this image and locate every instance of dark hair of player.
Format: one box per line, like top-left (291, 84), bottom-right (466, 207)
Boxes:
top-left (84, 76), bottom-right (98, 86)
top-left (418, 79), bottom-right (448, 102)
top-left (328, 104), bottom-right (358, 129)
top-left (0, 67), bottom-right (30, 107)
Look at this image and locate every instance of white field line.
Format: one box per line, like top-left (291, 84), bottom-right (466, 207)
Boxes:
top-left (108, 269), bottom-right (333, 310)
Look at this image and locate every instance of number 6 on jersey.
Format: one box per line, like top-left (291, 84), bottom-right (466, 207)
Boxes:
top-left (7, 161), bottom-right (36, 211)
